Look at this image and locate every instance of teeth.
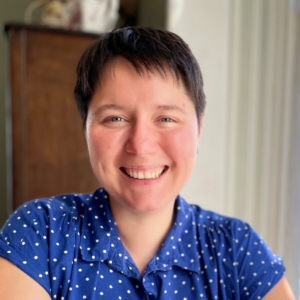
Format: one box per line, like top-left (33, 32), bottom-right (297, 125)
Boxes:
top-left (156, 169), bottom-right (160, 178)
top-left (124, 167), bottom-right (165, 179)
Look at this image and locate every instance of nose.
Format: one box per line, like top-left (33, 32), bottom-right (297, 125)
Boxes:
top-left (124, 121), bottom-right (157, 156)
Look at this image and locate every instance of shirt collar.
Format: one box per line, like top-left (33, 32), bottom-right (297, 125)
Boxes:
top-left (79, 188), bottom-right (121, 262)
top-left (153, 195), bottom-right (201, 275)
top-left (79, 189), bottom-right (200, 276)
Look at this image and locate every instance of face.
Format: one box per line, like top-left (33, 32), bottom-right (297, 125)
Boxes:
top-left (85, 57), bottom-right (202, 214)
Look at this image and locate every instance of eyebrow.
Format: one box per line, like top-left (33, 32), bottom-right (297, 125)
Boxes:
top-left (91, 104), bottom-right (187, 117)
top-left (91, 104), bottom-right (125, 117)
top-left (157, 105), bottom-right (187, 114)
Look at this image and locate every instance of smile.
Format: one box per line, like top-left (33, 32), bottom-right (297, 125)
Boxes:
top-left (120, 167), bottom-right (167, 179)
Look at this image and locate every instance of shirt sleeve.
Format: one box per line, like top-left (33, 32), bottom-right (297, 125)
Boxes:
top-left (0, 200), bottom-right (51, 295)
top-left (231, 221), bottom-right (285, 300)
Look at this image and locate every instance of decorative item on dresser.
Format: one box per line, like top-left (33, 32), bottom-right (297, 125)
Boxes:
top-left (4, 23), bottom-right (100, 211)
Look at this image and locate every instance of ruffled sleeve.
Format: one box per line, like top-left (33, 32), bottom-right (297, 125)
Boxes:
top-left (0, 200), bottom-right (52, 294)
top-left (230, 220), bottom-right (285, 300)
top-left (0, 198), bottom-right (77, 297)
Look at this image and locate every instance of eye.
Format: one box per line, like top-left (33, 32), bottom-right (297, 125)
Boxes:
top-left (161, 117), bottom-right (173, 122)
top-left (101, 116), bottom-right (126, 126)
top-left (110, 116), bottom-right (124, 122)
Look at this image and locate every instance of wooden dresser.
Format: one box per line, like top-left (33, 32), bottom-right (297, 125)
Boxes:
top-left (5, 24), bottom-right (100, 210)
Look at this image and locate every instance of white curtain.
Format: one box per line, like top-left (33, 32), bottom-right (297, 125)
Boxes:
top-left (226, 0), bottom-right (300, 295)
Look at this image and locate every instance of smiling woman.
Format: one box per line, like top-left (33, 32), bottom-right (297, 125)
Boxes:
top-left (0, 27), bottom-right (295, 300)
top-left (85, 56), bottom-right (200, 215)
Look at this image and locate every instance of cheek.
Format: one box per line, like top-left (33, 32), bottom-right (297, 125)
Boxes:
top-left (161, 128), bottom-right (198, 162)
top-left (87, 130), bottom-right (116, 164)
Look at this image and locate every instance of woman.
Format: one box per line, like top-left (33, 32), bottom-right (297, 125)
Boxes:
top-left (0, 27), bottom-right (295, 299)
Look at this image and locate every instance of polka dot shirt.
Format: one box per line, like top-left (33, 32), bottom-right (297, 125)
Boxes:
top-left (0, 188), bottom-right (285, 299)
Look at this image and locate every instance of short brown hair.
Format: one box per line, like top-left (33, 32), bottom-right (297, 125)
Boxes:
top-left (74, 26), bottom-right (206, 128)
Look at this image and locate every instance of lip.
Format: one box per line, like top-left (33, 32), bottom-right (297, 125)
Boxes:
top-left (119, 166), bottom-right (169, 186)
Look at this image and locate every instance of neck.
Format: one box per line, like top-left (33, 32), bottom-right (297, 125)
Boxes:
top-left (109, 200), bottom-right (175, 275)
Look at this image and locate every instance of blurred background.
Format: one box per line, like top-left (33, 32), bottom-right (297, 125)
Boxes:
top-left (0, 0), bottom-right (299, 296)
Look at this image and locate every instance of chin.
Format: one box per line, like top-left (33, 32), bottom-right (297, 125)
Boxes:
top-left (124, 193), bottom-right (175, 214)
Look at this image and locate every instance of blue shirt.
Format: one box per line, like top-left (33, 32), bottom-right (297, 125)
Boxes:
top-left (0, 188), bottom-right (285, 300)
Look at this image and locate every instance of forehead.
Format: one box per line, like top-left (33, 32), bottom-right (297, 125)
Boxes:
top-left (98, 56), bottom-right (184, 92)
top-left (87, 56), bottom-right (198, 119)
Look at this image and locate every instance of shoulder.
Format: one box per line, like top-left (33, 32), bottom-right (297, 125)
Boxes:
top-left (179, 197), bottom-right (256, 258)
top-left (181, 198), bottom-right (285, 299)
top-left (0, 189), bottom-right (102, 296)
top-left (186, 200), bottom-right (279, 260)
top-left (21, 191), bottom-right (92, 216)
top-left (3, 191), bottom-right (93, 219)
top-left (0, 190), bottom-right (99, 246)
top-left (183, 198), bottom-right (248, 235)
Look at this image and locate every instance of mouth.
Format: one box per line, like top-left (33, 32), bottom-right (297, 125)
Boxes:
top-left (120, 166), bottom-right (168, 180)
